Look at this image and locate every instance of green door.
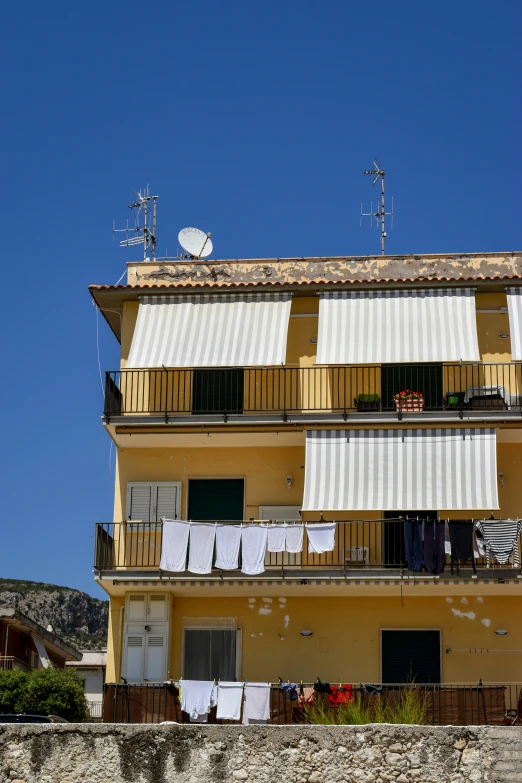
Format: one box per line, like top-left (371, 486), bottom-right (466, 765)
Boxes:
top-left (381, 364), bottom-right (443, 410)
top-left (188, 479), bottom-right (245, 520)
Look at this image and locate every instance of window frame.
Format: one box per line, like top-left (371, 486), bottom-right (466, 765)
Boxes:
top-left (380, 628), bottom-right (442, 684)
top-left (181, 623), bottom-right (242, 681)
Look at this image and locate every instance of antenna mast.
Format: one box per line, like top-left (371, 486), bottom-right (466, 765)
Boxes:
top-left (360, 160), bottom-right (394, 255)
top-left (113, 186), bottom-right (158, 261)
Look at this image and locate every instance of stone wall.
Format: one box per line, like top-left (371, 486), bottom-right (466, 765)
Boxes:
top-left (0, 724), bottom-right (521, 783)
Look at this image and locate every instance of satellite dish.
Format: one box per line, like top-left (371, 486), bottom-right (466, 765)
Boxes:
top-left (178, 227), bottom-right (213, 259)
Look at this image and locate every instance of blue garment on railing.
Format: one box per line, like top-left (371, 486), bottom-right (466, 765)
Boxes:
top-left (403, 518), bottom-right (424, 571)
top-left (280, 682), bottom-right (299, 701)
top-left (423, 519), bottom-right (445, 574)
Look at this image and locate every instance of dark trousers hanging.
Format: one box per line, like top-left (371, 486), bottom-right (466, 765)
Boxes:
top-left (403, 518), bottom-right (424, 571)
top-left (423, 519), bottom-right (445, 574)
top-left (448, 521), bottom-right (476, 575)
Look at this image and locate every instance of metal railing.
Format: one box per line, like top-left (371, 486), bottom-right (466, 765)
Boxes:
top-left (0, 656), bottom-right (31, 672)
top-left (103, 682), bottom-right (522, 726)
top-left (94, 520), bottom-right (522, 575)
top-left (104, 364), bottom-right (522, 418)
top-left (87, 700), bottom-right (103, 720)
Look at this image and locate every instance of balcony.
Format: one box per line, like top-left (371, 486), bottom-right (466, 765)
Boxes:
top-left (103, 681), bottom-right (522, 726)
top-left (104, 363), bottom-right (522, 423)
top-left (0, 656), bottom-right (31, 672)
top-left (94, 521), bottom-right (522, 580)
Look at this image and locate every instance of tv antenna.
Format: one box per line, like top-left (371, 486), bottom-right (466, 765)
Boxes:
top-left (113, 186), bottom-right (158, 261)
top-left (360, 159), bottom-right (394, 255)
top-left (178, 227), bottom-right (213, 259)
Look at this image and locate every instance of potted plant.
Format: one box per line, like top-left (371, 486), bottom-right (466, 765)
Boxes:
top-left (393, 390), bottom-right (424, 412)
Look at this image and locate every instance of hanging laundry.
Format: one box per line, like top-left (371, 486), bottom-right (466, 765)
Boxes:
top-left (215, 524), bottom-right (242, 570)
top-left (361, 684), bottom-right (383, 696)
top-left (328, 684), bottom-right (353, 705)
top-left (285, 524), bottom-right (304, 553)
top-left (242, 683), bottom-right (271, 725)
top-left (180, 680), bottom-right (216, 721)
top-left (160, 520), bottom-right (190, 572)
top-left (298, 687), bottom-right (315, 706)
top-left (476, 519), bottom-right (522, 567)
top-left (266, 524), bottom-right (286, 553)
top-left (313, 680), bottom-right (332, 695)
top-left (279, 682), bottom-right (298, 701)
top-left (187, 523), bottom-right (216, 574)
top-left (423, 519), bottom-right (445, 574)
top-left (444, 522), bottom-right (452, 556)
top-left (216, 682), bottom-right (244, 721)
top-left (306, 523), bottom-right (336, 554)
top-left (448, 521), bottom-right (474, 562)
top-left (403, 518), bottom-right (424, 571)
top-left (473, 521), bottom-right (487, 559)
top-left (241, 526), bottom-right (268, 575)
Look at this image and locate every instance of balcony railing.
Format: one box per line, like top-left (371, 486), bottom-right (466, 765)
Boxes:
top-left (104, 364), bottom-right (522, 418)
top-left (103, 682), bottom-right (522, 726)
top-left (0, 656), bottom-right (31, 672)
top-left (94, 521), bottom-right (522, 576)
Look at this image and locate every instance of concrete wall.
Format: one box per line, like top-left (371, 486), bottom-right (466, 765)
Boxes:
top-left (1, 724), bottom-right (520, 783)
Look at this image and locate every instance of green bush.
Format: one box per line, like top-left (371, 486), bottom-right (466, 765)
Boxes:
top-left (303, 686), bottom-right (428, 726)
top-left (0, 667), bottom-right (89, 722)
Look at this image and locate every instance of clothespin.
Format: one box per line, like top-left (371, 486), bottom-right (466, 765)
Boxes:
top-left (320, 512), bottom-right (323, 521)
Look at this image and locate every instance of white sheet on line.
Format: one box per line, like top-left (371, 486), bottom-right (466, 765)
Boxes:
top-left (241, 526), bottom-right (268, 575)
top-left (306, 522), bottom-right (336, 554)
top-left (284, 524), bottom-right (304, 553)
top-left (266, 524), bottom-right (286, 553)
top-left (215, 524), bottom-right (242, 570)
top-left (180, 680), bottom-right (216, 721)
top-left (216, 682), bottom-right (244, 721)
top-left (242, 683), bottom-right (271, 725)
top-left (187, 522), bottom-right (216, 574)
top-left (160, 520), bottom-right (190, 572)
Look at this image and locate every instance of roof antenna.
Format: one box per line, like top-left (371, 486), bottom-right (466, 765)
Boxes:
top-left (113, 186), bottom-right (158, 262)
top-left (360, 159), bottom-right (394, 256)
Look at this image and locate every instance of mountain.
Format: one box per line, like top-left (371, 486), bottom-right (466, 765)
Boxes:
top-left (0, 578), bottom-right (108, 651)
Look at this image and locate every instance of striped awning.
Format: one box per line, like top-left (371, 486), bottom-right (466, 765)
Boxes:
top-left (303, 428), bottom-right (498, 511)
top-left (126, 293), bottom-right (293, 368)
top-left (506, 288), bottom-right (522, 361)
top-left (316, 288), bottom-right (480, 364)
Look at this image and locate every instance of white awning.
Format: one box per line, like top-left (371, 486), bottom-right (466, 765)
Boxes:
top-left (303, 428), bottom-right (498, 511)
top-left (126, 293), bottom-right (292, 368)
top-left (316, 288), bottom-right (480, 364)
top-left (506, 288), bottom-right (522, 360)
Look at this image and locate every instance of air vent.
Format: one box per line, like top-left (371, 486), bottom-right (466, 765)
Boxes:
top-left (148, 637), bottom-right (164, 647)
top-left (127, 637), bottom-right (143, 647)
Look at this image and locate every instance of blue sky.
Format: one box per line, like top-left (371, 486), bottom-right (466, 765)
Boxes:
top-left (2, 0), bottom-right (521, 598)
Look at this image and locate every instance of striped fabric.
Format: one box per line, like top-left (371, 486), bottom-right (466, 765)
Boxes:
top-left (506, 288), bottom-right (522, 361)
top-left (126, 293), bottom-right (293, 368)
top-left (316, 288), bottom-right (480, 364)
top-left (475, 519), bottom-right (522, 567)
top-left (303, 428), bottom-right (498, 511)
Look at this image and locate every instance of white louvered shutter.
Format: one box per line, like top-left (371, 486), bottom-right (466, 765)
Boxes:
top-left (148, 594), bottom-right (168, 621)
top-left (124, 632), bottom-right (145, 683)
top-left (127, 594), bottom-right (147, 621)
top-left (127, 484), bottom-right (153, 521)
top-left (144, 630), bottom-right (167, 682)
top-left (154, 483), bottom-right (180, 521)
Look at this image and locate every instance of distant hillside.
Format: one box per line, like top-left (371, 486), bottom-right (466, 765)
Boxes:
top-left (0, 578), bottom-right (108, 651)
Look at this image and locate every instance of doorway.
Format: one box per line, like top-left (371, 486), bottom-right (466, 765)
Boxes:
top-left (381, 629), bottom-right (441, 684)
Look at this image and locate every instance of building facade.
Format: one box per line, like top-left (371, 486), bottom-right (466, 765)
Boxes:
top-left (91, 251), bottom-right (522, 722)
top-left (66, 650), bottom-right (106, 720)
top-left (0, 606), bottom-right (81, 671)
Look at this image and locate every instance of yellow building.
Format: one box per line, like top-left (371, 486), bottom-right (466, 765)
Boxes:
top-left (90, 250), bottom-right (522, 722)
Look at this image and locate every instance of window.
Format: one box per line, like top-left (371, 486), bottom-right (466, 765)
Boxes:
top-left (126, 482), bottom-right (181, 522)
top-left (381, 630), bottom-right (441, 684)
top-left (183, 628), bottom-right (241, 681)
top-left (192, 369), bottom-right (244, 414)
top-left (381, 364), bottom-right (443, 410)
top-left (188, 479), bottom-right (244, 521)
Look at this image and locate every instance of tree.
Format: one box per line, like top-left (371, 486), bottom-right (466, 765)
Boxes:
top-left (0, 667), bottom-right (89, 722)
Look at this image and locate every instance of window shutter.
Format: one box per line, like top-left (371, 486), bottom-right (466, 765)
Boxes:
top-left (154, 484), bottom-right (180, 521)
top-left (124, 633), bottom-right (145, 682)
top-left (127, 484), bottom-right (153, 521)
top-left (145, 632), bottom-right (167, 682)
top-left (188, 479), bottom-right (244, 521)
top-left (127, 595), bottom-right (147, 621)
top-left (148, 594), bottom-right (168, 621)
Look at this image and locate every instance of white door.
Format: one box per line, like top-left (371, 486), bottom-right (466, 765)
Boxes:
top-left (123, 624), bottom-right (168, 683)
top-left (144, 630), bottom-right (167, 682)
top-left (123, 631), bottom-right (146, 683)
